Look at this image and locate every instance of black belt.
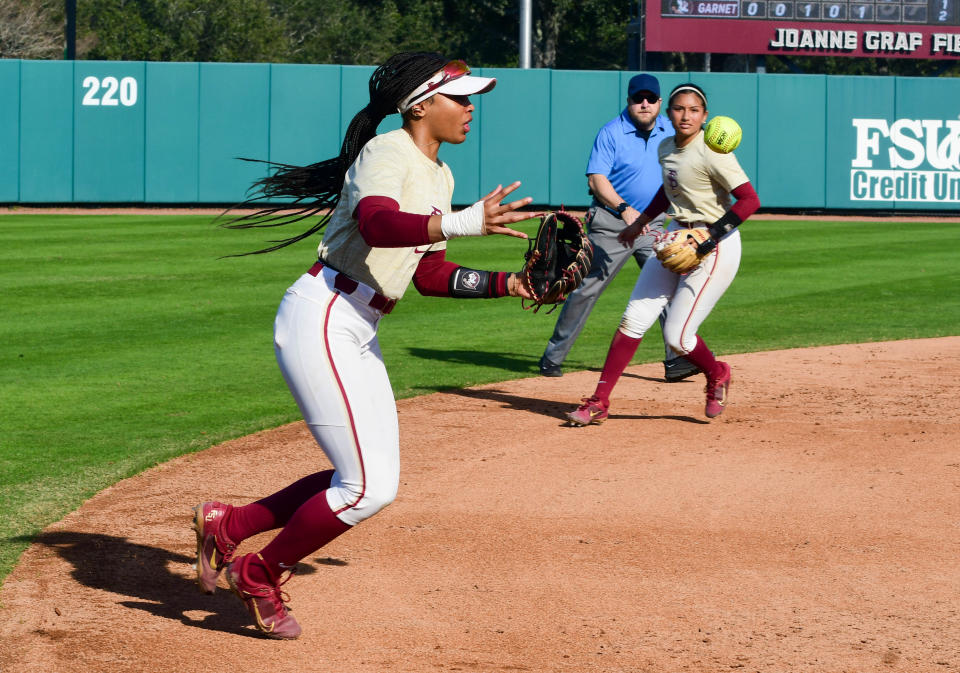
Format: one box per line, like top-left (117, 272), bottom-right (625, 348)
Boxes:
top-left (308, 262), bottom-right (397, 315)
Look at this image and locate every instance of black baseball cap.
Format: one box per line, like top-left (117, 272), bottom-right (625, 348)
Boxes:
top-left (628, 74), bottom-right (660, 98)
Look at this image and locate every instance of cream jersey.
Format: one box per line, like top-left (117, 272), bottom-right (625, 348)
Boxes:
top-left (318, 128), bottom-right (450, 299)
top-left (657, 131), bottom-right (749, 224)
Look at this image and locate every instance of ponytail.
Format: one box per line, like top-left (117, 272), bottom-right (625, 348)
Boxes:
top-left (221, 52), bottom-right (448, 255)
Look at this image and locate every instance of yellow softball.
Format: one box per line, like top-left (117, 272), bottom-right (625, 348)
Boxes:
top-left (703, 116), bottom-right (742, 154)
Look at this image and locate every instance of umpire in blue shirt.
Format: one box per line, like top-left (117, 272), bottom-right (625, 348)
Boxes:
top-left (539, 73), bottom-right (699, 382)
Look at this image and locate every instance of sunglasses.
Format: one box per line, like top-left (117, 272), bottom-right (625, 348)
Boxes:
top-left (631, 92), bottom-right (660, 105)
top-left (418, 59), bottom-right (470, 99)
top-left (398, 59), bottom-right (473, 112)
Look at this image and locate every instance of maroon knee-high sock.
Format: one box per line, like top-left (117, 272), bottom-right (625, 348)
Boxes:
top-left (683, 335), bottom-right (723, 379)
top-left (224, 469), bottom-right (335, 543)
top-left (593, 329), bottom-right (642, 404)
top-left (254, 491), bottom-right (351, 580)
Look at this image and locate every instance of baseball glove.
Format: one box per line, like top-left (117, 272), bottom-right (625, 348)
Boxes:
top-left (655, 228), bottom-right (714, 274)
top-left (521, 210), bottom-right (593, 313)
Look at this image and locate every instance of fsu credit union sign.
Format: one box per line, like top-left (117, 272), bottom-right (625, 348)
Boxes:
top-left (850, 118), bottom-right (960, 203)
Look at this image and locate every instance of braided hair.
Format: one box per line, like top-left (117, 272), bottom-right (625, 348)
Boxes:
top-left (222, 51), bottom-right (448, 254)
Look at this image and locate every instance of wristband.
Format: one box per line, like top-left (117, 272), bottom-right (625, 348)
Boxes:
top-left (449, 267), bottom-right (490, 298)
top-left (449, 268), bottom-right (509, 298)
top-left (707, 210), bottom-right (742, 240)
top-left (440, 200), bottom-right (485, 239)
top-left (697, 238), bottom-right (718, 256)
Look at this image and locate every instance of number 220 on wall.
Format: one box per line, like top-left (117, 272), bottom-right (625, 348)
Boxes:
top-left (81, 76), bottom-right (138, 107)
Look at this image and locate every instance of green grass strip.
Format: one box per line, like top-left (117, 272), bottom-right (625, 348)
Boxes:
top-left (1, 214), bottom-right (958, 583)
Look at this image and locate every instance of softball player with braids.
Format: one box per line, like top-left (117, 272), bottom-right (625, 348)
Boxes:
top-left (566, 82), bottom-right (760, 426)
top-left (192, 52), bottom-right (536, 639)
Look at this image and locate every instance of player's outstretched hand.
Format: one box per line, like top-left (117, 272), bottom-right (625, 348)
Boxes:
top-left (481, 182), bottom-right (541, 239)
top-left (507, 272), bottom-right (535, 300)
top-left (617, 220), bottom-right (650, 248)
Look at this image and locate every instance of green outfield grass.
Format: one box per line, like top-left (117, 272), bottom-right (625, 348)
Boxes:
top-left (1, 213), bottom-right (959, 584)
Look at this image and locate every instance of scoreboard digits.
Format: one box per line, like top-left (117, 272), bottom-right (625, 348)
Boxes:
top-left (665, 0), bottom-right (958, 23)
top-left (652, 0), bottom-right (960, 58)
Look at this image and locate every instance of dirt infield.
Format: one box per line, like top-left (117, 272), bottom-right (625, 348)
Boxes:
top-left (1, 338), bottom-right (959, 673)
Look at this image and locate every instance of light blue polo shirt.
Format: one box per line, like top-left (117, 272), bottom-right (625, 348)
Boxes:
top-left (585, 111), bottom-right (673, 211)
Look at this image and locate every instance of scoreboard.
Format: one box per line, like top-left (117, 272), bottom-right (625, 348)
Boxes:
top-left (646, 0), bottom-right (960, 58)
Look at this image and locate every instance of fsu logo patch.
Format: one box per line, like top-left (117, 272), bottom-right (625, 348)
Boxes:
top-left (462, 271), bottom-right (480, 289)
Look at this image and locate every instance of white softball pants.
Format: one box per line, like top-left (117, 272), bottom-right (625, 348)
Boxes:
top-left (619, 226), bottom-right (742, 354)
top-left (273, 265), bottom-right (399, 527)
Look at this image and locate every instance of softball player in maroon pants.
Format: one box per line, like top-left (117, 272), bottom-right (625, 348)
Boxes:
top-left (192, 52), bottom-right (536, 639)
top-left (566, 82), bottom-right (760, 426)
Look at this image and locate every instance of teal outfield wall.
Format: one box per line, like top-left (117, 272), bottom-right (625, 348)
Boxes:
top-left (2, 59), bottom-right (959, 211)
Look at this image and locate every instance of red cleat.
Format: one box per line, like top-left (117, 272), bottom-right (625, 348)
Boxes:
top-left (227, 553), bottom-right (302, 640)
top-left (704, 361), bottom-right (731, 418)
top-left (192, 501), bottom-right (237, 594)
top-left (565, 396), bottom-right (609, 426)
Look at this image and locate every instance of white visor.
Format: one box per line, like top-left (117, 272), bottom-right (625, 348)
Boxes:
top-left (397, 67), bottom-right (496, 113)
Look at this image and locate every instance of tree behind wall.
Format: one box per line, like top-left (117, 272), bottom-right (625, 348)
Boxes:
top-left (277, 0), bottom-right (450, 65)
top-left (0, 0), bottom-right (63, 59)
top-left (13, 0), bottom-right (954, 76)
top-left (77, 0), bottom-right (287, 62)
top-left (532, 0), bottom-right (633, 70)
top-left (69, 0), bottom-right (634, 69)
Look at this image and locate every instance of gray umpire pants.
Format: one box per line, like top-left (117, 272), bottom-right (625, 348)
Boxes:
top-left (541, 206), bottom-right (670, 366)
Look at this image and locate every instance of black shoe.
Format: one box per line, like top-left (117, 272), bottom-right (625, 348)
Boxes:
top-left (539, 357), bottom-right (563, 378)
top-left (663, 356), bottom-right (700, 382)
